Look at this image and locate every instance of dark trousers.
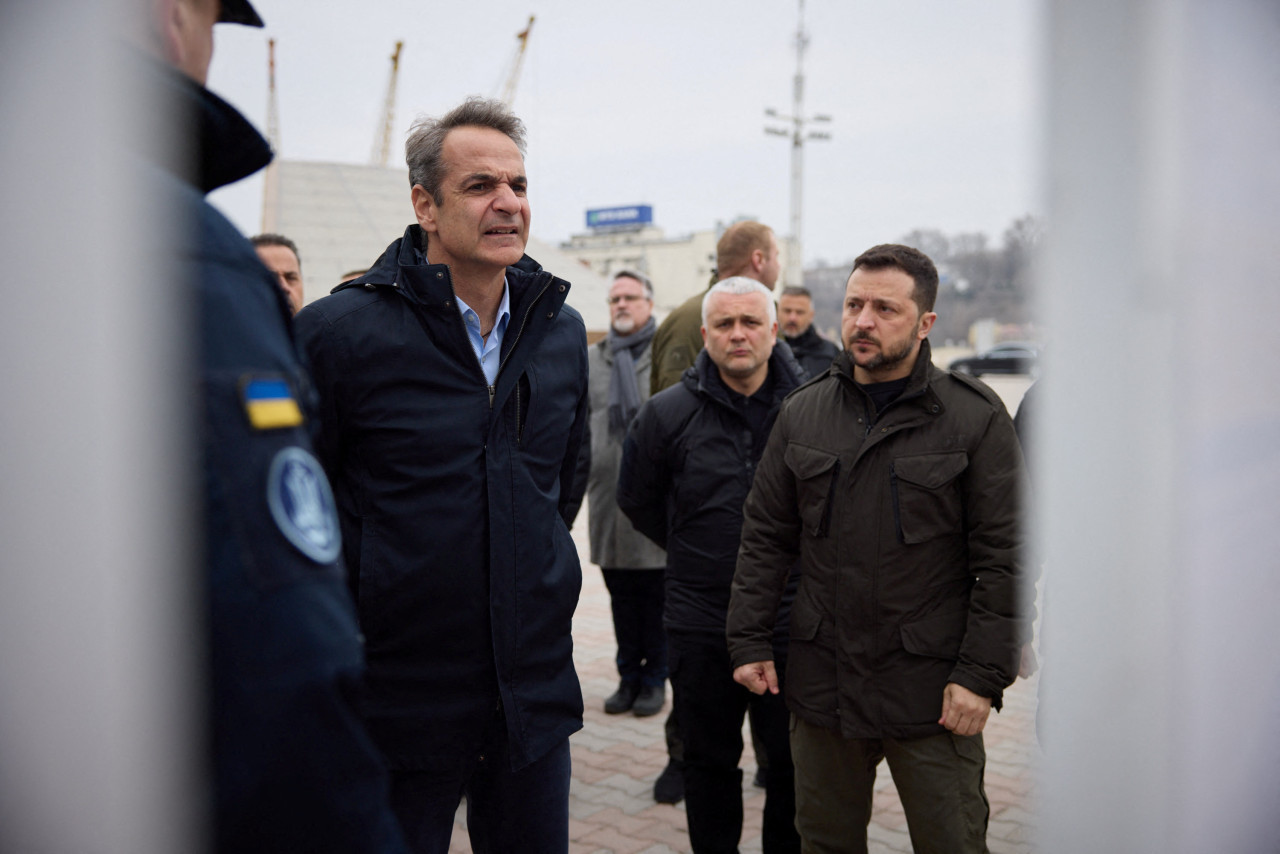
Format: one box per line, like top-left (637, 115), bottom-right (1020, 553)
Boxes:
top-left (602, 567), bottom-right (668, 686)
top-left (669, 632), bottom-right (800, 854)
top-left (387, 710), bottom-right (571, 854)
top-left (790, 715), bottom-right (990, 854)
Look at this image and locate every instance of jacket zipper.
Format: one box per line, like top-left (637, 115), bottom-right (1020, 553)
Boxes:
top-left (498, 274), bottom-right (554, 446)
top-left (496, 273), bottom-right (553, 391)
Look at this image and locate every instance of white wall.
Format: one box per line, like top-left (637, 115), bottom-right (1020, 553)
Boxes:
top-left (1039, 2), bottom-right (1280, 850)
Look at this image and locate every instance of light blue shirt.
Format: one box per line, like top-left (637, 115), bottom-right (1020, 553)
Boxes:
top-left (455, 280), bottom-right (511, 385)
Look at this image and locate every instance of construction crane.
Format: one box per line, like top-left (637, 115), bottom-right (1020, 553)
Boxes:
top-left (261, 37), bottom-right (281, 232)
top-left (265, 37), bottom-right (280, 152)
top-left (371, 40), bottom-right (404, 168)
top-left (498, 16), bottom-right (535, 107)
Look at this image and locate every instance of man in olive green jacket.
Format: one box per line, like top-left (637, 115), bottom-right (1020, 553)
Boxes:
top-left (727, 244), bottom-right (1030, 854)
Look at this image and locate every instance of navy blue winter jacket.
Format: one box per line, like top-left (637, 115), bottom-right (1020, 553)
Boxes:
top-left (295, 226), bottom-right (589, 772)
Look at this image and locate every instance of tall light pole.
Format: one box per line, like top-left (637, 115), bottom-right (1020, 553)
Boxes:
top-left (765, 0), bottom-right (831, 287)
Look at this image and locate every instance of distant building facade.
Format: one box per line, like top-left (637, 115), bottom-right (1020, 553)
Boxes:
top-left (562, 208), bottom-right (793, 319)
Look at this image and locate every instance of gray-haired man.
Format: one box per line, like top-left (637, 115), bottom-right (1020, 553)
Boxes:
top-left (587, 272), bottom-right (669, 718)
top-left (296, 97), bottom-right (589, 854)
top-left (618, 278), bottom-right (804, 853)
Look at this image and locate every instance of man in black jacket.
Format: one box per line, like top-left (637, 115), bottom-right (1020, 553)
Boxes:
top-left (779, 285), bottom-right (840, 378)
top-left (618, 278), bottom-right (803, 854)
top-left (152, 0), bottom-right (405, 850)
top-left (295, 98), bottom-right (588, 854)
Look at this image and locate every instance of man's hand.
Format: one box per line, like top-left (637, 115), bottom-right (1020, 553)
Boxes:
top-left (733, 661), bottom-right (779, 696)
top-left (938, 682), bottom-right (992, 736)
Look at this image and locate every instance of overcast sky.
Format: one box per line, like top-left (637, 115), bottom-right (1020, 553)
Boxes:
top-left (207, 0), bottom-right (1043, 267)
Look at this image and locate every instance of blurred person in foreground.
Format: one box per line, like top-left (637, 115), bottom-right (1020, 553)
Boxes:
top-left (295, 97), bottom-right (589, 853)
top-left (146, 0), bottom-right (405, 850)
top-left (778, 284), bottom-right (840, 378)
top-left (251, 232), bottom-right (305, 314)
top-left (587, 272), bottom-right (669, 719)
top-left (619, 278), bottom-right (804, 854)
top-left (728, 244), bottom-right (1031, 853)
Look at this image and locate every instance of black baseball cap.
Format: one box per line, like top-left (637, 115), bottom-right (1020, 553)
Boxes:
top-left (219, 0), bottom-right (264, 27)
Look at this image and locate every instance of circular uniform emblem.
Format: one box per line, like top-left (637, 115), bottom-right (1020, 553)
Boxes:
top-left (266, 447), bottom-right (342, 564)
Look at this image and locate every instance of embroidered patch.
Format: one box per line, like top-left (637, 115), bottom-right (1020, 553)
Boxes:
top-left (266, 447), bottom-right (341, 564)
top-left (241, 376), bottom-right (303, 430)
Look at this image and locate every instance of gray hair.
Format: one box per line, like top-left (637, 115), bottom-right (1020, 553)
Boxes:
top-left (405, 97), bottom-right (527, 200)
top-left (612, 270), bottom-right (653, 301)
top-left (701, 276), bottom-right (777, 327)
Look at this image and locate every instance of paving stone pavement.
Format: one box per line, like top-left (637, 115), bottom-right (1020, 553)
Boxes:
top-left (446, 501), bottom-right (1042, 853)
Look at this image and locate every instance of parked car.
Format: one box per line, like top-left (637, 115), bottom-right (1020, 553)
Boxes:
top-left (949, 342), bottom-right (1040, 377)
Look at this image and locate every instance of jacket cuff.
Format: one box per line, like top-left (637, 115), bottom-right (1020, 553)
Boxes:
top-left (728, 643), bottom-right (776, 671)
top-left (946, 669), bottom-right (1005, 713)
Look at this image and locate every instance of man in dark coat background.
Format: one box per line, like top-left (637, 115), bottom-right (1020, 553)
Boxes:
top-left (778, 285), bottom-right (840, 378)
top-left (618, 277), bottom-right (804, 854)
top-left (295, 97), bottom-right (588, 853)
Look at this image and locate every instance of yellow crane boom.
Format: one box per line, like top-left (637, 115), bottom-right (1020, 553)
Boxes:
top-left (371, 40), bottom-right (404, 167)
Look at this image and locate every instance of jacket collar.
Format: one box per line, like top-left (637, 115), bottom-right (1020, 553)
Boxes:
top-left (833, 338), bottom-right (942, 420)
top-left (336, 224), bottom-right (563, 313)
top-left (688, 343), bottom-right (807, 407)
top-left (785, 325), bottom-right (824, 349)
top-left (151, 59), bottom-right (272, 194)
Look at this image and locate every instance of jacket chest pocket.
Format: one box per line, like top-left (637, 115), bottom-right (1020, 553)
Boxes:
top-left (891, 451), bottom-right (968, 544)
top-left (784, 444), bottom-right (841, 538)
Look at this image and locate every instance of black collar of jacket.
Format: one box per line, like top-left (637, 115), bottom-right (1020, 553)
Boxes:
top-left (148, 58), bottom-right (272, 195)
top-left (833, 338), bottom-right (944, 416)
top-left (834, 335), bottom-right (947, 407)
top-left (784, 324), bottom-right (824, 349)
top-left (686, 343), bottom-right (807, 407)
top-left (334, 224), bottom-right (569, 324)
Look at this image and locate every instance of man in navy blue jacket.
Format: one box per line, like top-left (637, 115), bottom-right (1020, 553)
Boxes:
top-left (295, 97), bottom-right (589, 854)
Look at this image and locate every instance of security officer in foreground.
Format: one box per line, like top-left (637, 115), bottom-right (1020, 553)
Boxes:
top-left (147, 0), bottom-right (404, 849)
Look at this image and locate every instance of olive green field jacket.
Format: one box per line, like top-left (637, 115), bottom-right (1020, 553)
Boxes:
top-left (727, 340), bottom-right (1031, 739)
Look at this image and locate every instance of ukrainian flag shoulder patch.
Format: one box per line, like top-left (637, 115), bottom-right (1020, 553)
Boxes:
top-left (240, 375), bottom-right (304, 430)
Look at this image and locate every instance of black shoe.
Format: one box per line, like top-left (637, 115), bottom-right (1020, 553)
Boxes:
top-left (753, 766), bottom-right (768, 789)
top-left (632, 683), bottom-right (665, 717)
top-left (654, 761), bottom-right (684, 804)
top-left (604, 681), bottom-right (639, 715)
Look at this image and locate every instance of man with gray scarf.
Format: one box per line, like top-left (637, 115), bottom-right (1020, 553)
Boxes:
top-left (587, 271), bottom-right (669, 718)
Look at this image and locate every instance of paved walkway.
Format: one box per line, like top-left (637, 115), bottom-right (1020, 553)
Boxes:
top-left (449, 502), bottom-right (1042, 853)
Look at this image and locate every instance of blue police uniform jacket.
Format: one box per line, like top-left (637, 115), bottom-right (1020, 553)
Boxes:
top-left (158, 62), bottom-right (405, 852)
top-left (295, 225), bottom-right (589, 772)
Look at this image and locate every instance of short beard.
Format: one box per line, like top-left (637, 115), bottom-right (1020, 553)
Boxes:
top-left (611, 316), bottom-right (636, 335)
top-left (851, 332), bottom-right (915, 373)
